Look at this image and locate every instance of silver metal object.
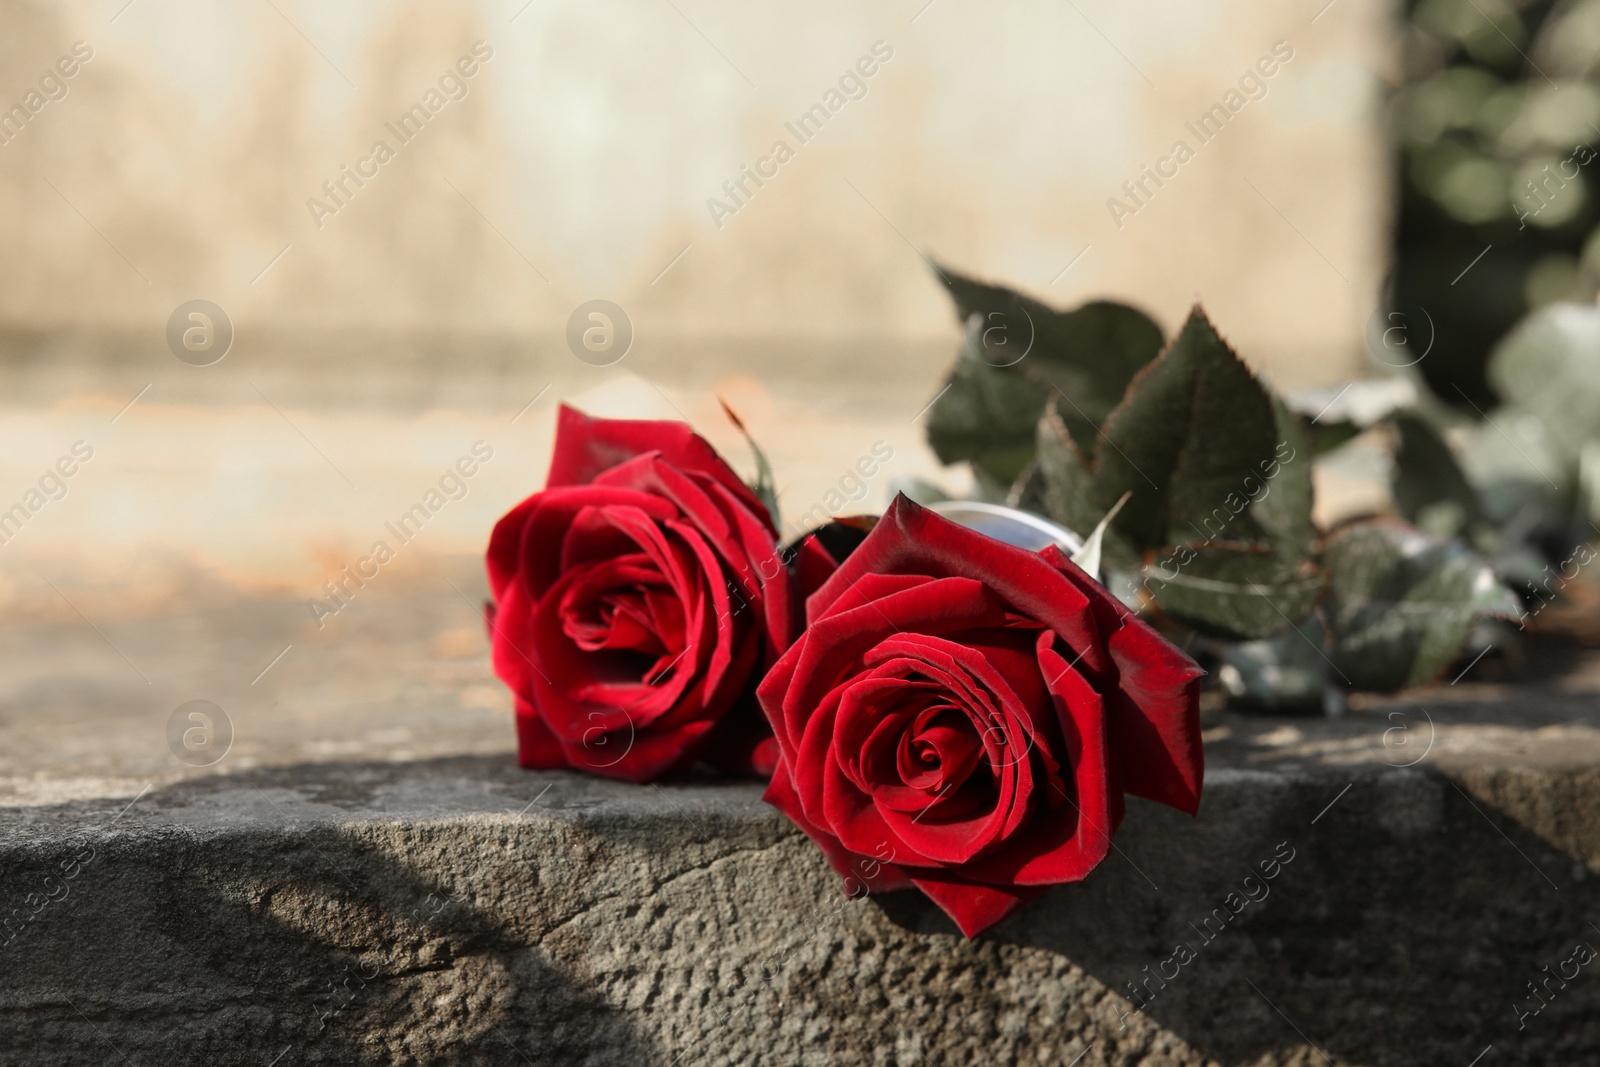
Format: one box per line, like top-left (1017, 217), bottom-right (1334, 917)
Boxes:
top-left (927, 500), bottom-right (1084, 555)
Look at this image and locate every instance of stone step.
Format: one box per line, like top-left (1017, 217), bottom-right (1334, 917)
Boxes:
top-left (3, 751), bottom-right (1597, 1066)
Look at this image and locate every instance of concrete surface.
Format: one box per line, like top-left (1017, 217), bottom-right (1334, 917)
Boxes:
top-left (3, 757), bottom-right (1598, 1066)
top-left (3, 558), bottom-right (1600, 1065)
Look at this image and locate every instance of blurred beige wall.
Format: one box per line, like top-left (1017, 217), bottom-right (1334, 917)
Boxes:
top-left (0, 0), bottom-right (1393, 385)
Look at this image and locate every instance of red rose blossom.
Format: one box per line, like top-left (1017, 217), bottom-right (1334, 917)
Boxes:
top-left (757, 494), bottom-right (1204, 936)
top-left (486, 405), bottom-right (831, 781)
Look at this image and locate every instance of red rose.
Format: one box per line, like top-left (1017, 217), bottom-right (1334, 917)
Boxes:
top-left (486, 405), bottom-right (830, 781)
top-left (757, 494), bottom-right (1204, 936)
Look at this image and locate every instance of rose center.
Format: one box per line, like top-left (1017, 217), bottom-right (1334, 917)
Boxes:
top-left (895, 706), bottom-right (984, 797)
top-left (557, 563), bottom-right (688, 685)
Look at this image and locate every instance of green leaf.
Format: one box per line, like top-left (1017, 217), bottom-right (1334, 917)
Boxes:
top-left (1213, 615), bottom-right (1336, 716)
top-left (1487, 301), bottom-right (1600, 475)
top-left (1033, 306), bottom-right (1320, 635)
top-left (1142, 542), bottom-right (1327, 640)
top-left (925, 319), bottom-right (1049, 485)
top-left (1079, 305), bottom-right (1280, 553)
top-left (1284, 378), bottom-right (1416, 456)
top-left (1322, 519), bottom-right (1522, 691)
top-left (1251, 398), bottom-right (1316, 560)
top-left (932, 266), bottom-right (1165, 438)
top-left (1306, 420), bottom-right (1365, 456)
top-left (1391, 413), bottom-right (1482, 539)
top-left (719, 398), bottom-right (780, 529)
top-left (1454, 416), bottom-right (1567, 528)
top-left (924, 265), bottom-right (1164, 481)
top-left (1006, 459), bottom-right (1046, 513)
top-left (1035, 399), bottom-right (1137, 567)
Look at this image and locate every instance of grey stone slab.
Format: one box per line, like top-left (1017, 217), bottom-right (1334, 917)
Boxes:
top-left (4, 568), bottom-right (1600, 1064)
top-left (1, 752), bottom-right (1597, 1066)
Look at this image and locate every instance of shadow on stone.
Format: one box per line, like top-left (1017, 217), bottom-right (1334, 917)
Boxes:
top-left (5, 756), bottom-right (1600, 1065)
top-left (979, 767), bottom-right (1600, 1066)
top-left (0, 757), bottom-right (668, 1066)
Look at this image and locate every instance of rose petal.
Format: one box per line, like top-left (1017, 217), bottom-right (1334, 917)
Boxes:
top-left (537, 506), bottom-right (715, 719)
top-left (805, 495), bottom-right (1107, 676)
top-left (774, 576), bottom-right (1007, 755)
top-left (558, 714), bottom-right (718, 781)
top-left (488, 576), bottom-right (542, 702)
top-left (907, 873), bottom-right (1045, 938)
top-left (596, 454), bottom-right (733, 540)
top-left (487, 494), bottom-right (537, 600)
top-left (765, 763), bottom-right (913, 896)
top-left (789, 532), bottom-right (844, 609)
top-left (1106, 624), bottom-right (1205, 815)
top-left (755, 496), bottom-right (1205, 938)
top-left (958, 635), bottom-right (1121, 886)
top-left (531, 567), bottom-right (695, 731)
top-left (707, 478), bottom-right (794, 657)
top-left (806, 570), bottom-right (936, 626)
top-left (490, 406), bottom-right (807, 784)
top-left (514, 698), bottom-right (567, 770)
top-left (849, 638), bottom-right (1036, 865)
top-left (557, 494), bottom-right (678, 578)
top-left (547, 404), bottom-right (772, 534)
top-left (556, 555), bottom-right (668, 652)
top-left (1041, 544), bottom-right (1205, 816)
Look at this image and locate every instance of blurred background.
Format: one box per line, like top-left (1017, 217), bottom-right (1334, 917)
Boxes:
top-left (1, 0), bottom-right (1592, 788)
top-left (1391, 0), bottom-right (1600, 406)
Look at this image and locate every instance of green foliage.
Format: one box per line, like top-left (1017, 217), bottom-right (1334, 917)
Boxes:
top-left (1391, 412), bottom-right (1483, 539)
top-left (719, 398), bottom-right (780, 529)
top-left (924, 322), bottom-right (1048, 485)
top-left (1030, 307), bottom-right (1319, 638)
top-left (1089, 308), bottom-right (1279, 551)
top-left (1431, 300), bottom-right (1600, 597)
top-left (924, 264), bottom-right (1547, 698)
top-left (1213, 615), bottom-right (1335, 716)
top-left (1306, 419), bottom-right (1365, 457)
top-left (924, 265), bottom-right (1163, 484)
top-left (1390, 0), bottom-right (1600, 407)
top-left (1487, 301), bottom-right (1600, 473)
top-left (1254, 398), bottom-right (1317, 560)
top-left (1035, 400), bottom-right (1118, 559)
top-left (1145, 543), bottom-right (1326, 640)
top-left (1284, 378), bottom-right (1418, 456)
top-left (1322, 519), bottom-right (1521, 690)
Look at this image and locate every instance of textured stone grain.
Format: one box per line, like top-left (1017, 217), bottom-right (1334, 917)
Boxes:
top-left (2, 756), bottom-right (1597, 1066)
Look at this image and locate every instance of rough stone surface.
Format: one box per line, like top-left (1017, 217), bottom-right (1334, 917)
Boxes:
top-left (5, 569), bottom-right (1600, 1064)
top-left (2, 750), bottom-right (1598, 1066)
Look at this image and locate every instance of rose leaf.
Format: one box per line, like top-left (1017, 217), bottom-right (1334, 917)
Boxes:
top-left (924, 263), bottom-right (1163, 484)
top-left (924, 321), bottom-right (1047, 485)
top-left (1322, 519), bottom-right (1522, 691)
top-left (1283, 377), bottom-right (1417, 456)
top-left (1035, 399), bottom-right (1139, 568)
top-left (1075, 305), bottom-right (1280, 556)
top-left (1487, 301), bottom-right (1600, 474)
top-left (1391, 412), bottom-right (1483, 540)
top-left (718, 397), bottom-right (781, 529)
top-left (1249, 397), bottom-right (1317, 561)
top-left (1142, 541), bottom-right (1327, 640)
top-left (1213, 613), bottom-right (1337, 716)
